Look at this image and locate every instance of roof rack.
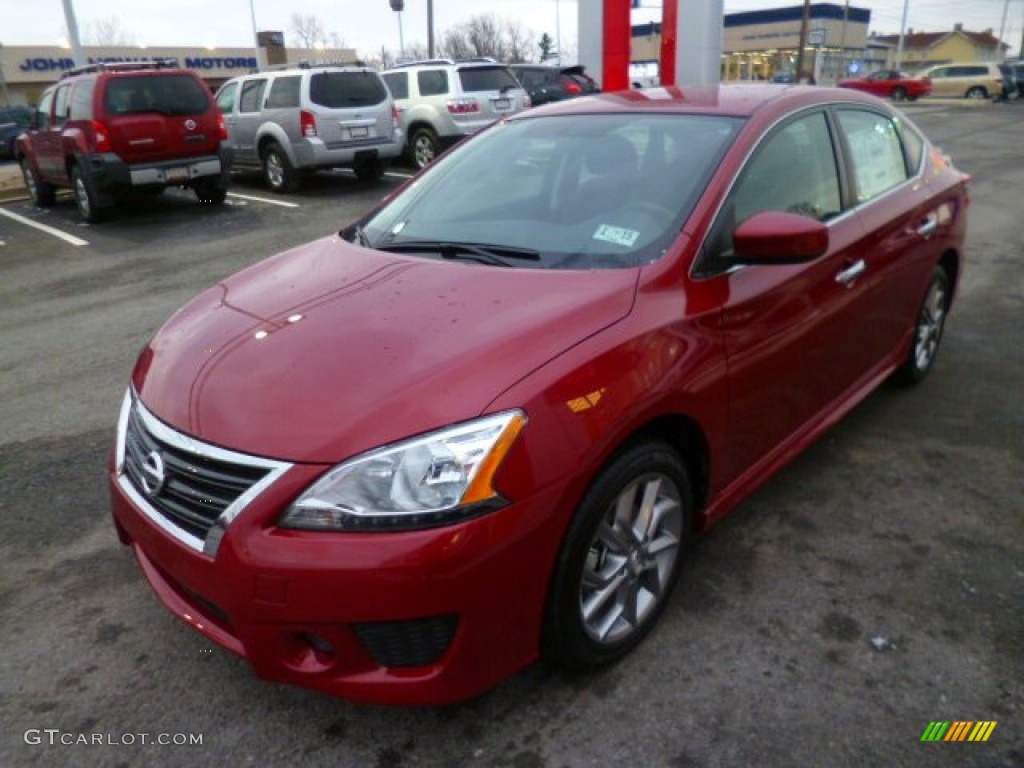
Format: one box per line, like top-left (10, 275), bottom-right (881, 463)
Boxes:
top-left (60, 58), bottom-right (179, 79)
top-left (391, 58), bottom-right (456, 68)
top-left (260, 59), bottom-right (365, 73)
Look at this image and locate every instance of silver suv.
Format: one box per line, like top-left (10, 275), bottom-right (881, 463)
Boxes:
top-left (216, 65), bottom-right (403, 192)
top-left (382, 59), bottom-right (530, 169)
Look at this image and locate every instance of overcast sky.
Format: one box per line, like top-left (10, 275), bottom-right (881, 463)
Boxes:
top-left (4, 1), bottom-right (1021, 57)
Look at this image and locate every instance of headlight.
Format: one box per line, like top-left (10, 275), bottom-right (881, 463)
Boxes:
top-left (279, 410), bottom-right (527, 531)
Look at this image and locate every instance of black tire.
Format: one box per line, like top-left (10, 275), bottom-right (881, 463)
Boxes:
top-left (71, 165), bottom-right (106, 223)
top-left (353, 156), bottom-right (386, 182)
top-left (262, 143), bottom-right (299, 193)
top-left (892, 265), bottom-right (950, 386)
top-left (891, 86), bottom-right (908, 102)
top-left (965, 86), bottom-right (987, 100)
top-left (543, 440), bottom-right (693, 670)
top-left (409, 127), bottom-right (440, 170)
top-left (21, 158), bottom-right (56, 207)
top-left (194, 178), bottom-right (228, 205)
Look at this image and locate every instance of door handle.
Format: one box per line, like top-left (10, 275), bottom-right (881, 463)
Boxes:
top-left (917, 213), bottom-right (938, 237)
top-left (835, 259), bottom-right (866, 286)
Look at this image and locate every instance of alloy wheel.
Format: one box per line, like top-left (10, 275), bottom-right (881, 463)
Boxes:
top-left (579, 472), bottom-right (683, 645)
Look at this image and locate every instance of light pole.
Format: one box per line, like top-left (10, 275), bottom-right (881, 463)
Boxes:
top-left (61, 0), bottom-right (86, 67)
top-left (427, 0), bottom-right (435, 59)
top-left (249, 0), bottom-right (262, 70)
top-left (895, 0), bottom-right (910, 69)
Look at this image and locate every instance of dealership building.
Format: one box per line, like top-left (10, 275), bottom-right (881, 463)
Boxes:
top-left (0, 41), bottom-right (357, 107)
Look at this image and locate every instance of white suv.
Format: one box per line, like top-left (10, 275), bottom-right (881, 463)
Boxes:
top-left (216, 65), bottom-right (403, 192)
top-left (382, 59), bottom-right (530, 169)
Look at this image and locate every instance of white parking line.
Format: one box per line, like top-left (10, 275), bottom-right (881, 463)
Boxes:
top-left (226, 192), bottom-right (300, 208)
top-left (0, 207), bottom-right (90, 247)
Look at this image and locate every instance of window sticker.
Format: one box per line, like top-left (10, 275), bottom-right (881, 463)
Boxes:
top-left (593, 224), bottom-right (640, 248)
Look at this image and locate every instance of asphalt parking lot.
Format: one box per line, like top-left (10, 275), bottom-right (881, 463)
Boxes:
top-left (0, 100), bottom-right (1021, 768)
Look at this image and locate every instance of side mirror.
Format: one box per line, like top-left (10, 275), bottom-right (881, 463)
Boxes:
top-left (732, 211), bottom-right (829, 265)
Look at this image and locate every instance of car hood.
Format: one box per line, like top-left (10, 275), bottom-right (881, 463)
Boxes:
top-left (134, 236), bottom-right (639, 463)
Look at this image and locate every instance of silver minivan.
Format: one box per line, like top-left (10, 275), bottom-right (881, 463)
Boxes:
top-left (216, 65), bottom-right (403, 192)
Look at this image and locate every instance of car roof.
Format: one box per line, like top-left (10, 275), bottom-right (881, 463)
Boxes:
top-left (513, 84), bottom-right (887, 120)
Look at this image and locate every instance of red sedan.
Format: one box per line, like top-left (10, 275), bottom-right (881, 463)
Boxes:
top-left (110, 84), bottom-right (969, 705)
top-left (838, 69), bottom-right (932, 101)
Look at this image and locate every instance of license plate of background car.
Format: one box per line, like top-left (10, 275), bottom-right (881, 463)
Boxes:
top-left (165, 167), bottom-right (189, 182)
top-left (494, 98), bottom-right (511, 111)
top-left (349, 126), bottom-right (369, 139)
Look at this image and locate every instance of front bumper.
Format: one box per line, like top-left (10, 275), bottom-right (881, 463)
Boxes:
top-left (109, 444), bottom-right (566, 705)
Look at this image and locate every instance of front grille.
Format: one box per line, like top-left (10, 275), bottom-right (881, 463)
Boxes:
top-left (122, 400), bottom-right (271, 541)
top-left (353, 615), bottom-right (459, 668)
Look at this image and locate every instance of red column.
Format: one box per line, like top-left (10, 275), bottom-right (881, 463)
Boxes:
top-left (602, 0), bottom-right (632, 91)
top-left (660, 0), bottom-right (679, 86)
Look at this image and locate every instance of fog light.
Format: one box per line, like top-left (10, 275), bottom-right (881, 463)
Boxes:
top-left (301, 632), bottom-right (337, 658)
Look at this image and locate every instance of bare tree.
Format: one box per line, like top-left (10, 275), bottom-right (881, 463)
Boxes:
top-left (290, 13), bottom-right (327, 49)
top-left (503, 20), bottom-right (534, 63)
top-left (439, 14), bottom-right (535, 62)
top-left (84, 16), bottom-right (134, 46)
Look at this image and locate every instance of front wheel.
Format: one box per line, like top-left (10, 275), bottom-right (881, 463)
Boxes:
top-left (965, 86), bottom-right (987, 100)
top-left (21, 159), bottom-right (56, 207)
top-left (262, 144), bottom-right (299, 193)
top-left (543, 441), bottom-right (692, 670)
top-left (893, 265), bottom-right (949, 386)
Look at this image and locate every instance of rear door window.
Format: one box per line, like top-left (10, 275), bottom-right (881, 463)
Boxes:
top-left (309, 72), bottom-right (387, 108)
top-left (459, 66), bottom-right (519, 92)
top-left (53, 84), bottom-right (71, 127)
top-left (238, 79), bottom-right (267, 113)
top-left (836, 110), bottom-right (909, 203)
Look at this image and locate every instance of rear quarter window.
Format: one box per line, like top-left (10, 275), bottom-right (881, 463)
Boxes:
top-left (266, 75), bottom-right (301, 108)
top-left (69, 79), bottom-right (96, 121)
top-left (383, 72), bottom-right (409, 100)
top-left (417, 70), bottom-right (449, 97)
top-left (309, 72), bottom-right (387, 108)
top-left (459, 66), bottom-right (519, 92)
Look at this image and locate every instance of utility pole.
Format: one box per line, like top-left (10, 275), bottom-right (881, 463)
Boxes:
top-left (996, 0), bottom-right (1009, 61)
top-left (61, 0), bottom-right (86, 67)
top-left (794, 0), bottom-right (811, 81)
top-left (895, 0), bottom-right (910, 69)
top-left (838, 0), bottom-right (850, 79)
top-left (249, 0), bottom-right (262, 71)
top-left (427, 0), bottom-right (435, 58)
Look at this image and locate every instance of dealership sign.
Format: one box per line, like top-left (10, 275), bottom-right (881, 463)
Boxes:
top-left (18, 56), bottom-right (259, 72)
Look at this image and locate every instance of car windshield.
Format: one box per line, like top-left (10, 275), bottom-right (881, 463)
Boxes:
top-left (104, 75), bottom-right (210, 116)
top-left (361, 112), bottom-right (744, 270)
top-left (458, 66), bottom-right (520, 92)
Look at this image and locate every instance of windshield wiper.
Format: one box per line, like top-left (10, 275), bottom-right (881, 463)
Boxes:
top-left (374, 240), bottom-right (540, 267)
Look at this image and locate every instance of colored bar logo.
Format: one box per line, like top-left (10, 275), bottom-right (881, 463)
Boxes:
top-left (921, 721), bottom-right (997, 742)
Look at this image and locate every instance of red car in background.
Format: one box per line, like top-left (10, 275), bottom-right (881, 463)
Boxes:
top-left (838, 69), bottom-right (932, 101)
top-left (110, 85), bottom-right (968, 705)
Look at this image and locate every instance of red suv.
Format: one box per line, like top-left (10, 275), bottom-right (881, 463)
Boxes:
top-left (16, 61), bottom-right (231, 222)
